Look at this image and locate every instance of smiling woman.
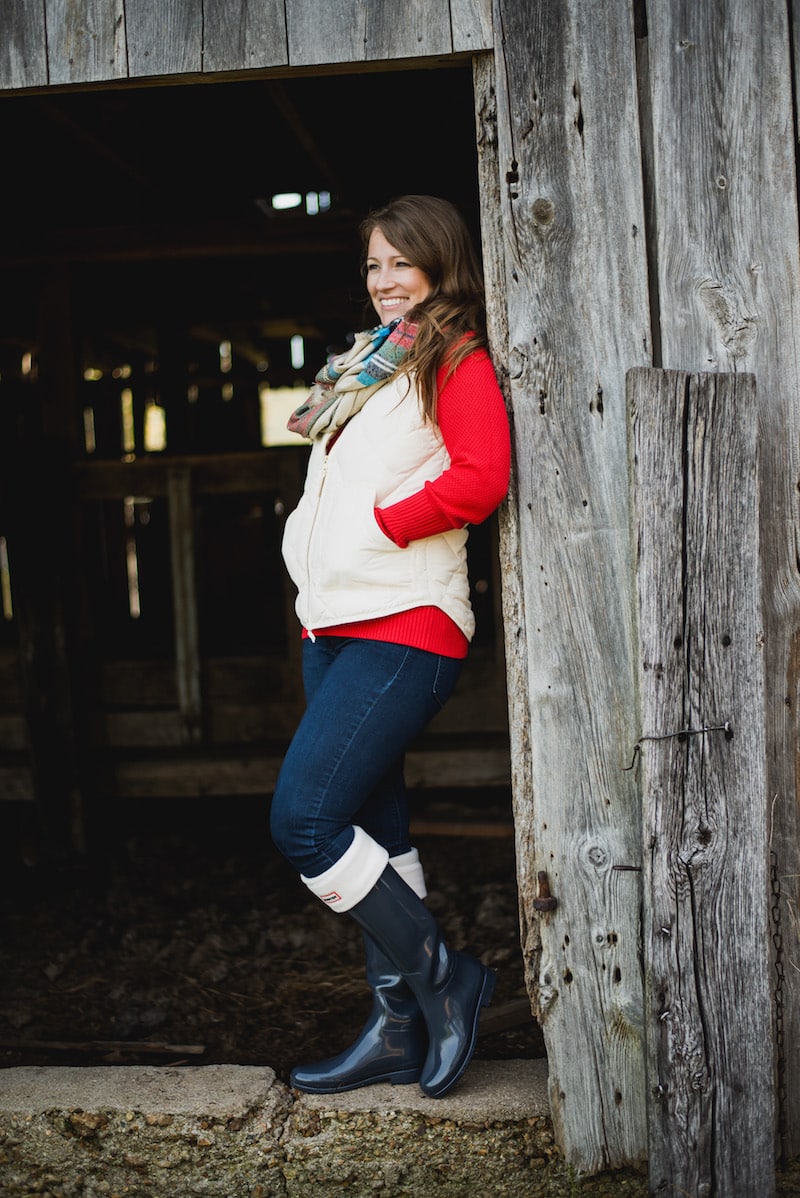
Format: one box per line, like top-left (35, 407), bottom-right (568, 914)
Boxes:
top-left (271, 193), bottom-right (511, 1100)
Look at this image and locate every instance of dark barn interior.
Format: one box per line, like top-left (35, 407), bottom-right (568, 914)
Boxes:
top-left (0, 67), bottom-right (533, 1074)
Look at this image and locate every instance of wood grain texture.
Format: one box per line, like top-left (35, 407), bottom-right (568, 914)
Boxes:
top-left (203, 0), bottom-right (287, 73)
top-left (451, 0), bottom-right (493, 52)
top-left (45, 0), bottom-right (127, 85)
top-left (0, 0), bottom-right (490, 89)
top-left (286, 0), bottom-right (452, 66)
top-left (473, 50), bottom-right (541, 995)
top-left (0, 0), bottom-right (48, 88)
top-left (645, 0), bottom-right (800, 1156)
top-left (629, 367), bottom-right (774, 1198)
top-left (110, 745), bottom-right (506, 798)
top-left (491, 0), bottom-right (651, 1171)
top-left (125, 0), bottom-right (201, 77)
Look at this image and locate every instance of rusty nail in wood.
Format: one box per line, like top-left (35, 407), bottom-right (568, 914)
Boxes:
top-left (533, 870), bottom-right (558, 912)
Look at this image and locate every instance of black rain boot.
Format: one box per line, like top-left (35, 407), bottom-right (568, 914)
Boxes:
top-left (290, 931), bottom-right (427, 1093)
top-left (348, 865), bottom-right (495, 1098)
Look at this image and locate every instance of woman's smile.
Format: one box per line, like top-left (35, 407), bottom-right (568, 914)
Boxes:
top-left (366, 227), bottom-right (431, 324)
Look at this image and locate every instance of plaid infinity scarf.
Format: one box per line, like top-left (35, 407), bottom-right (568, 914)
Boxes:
top-left (287, 318), bottom-right (418, 440)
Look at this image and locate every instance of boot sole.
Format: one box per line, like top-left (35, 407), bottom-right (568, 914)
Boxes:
top-left (291, 1066), bottom-right (422, 1094)
top-left (420, 966), bottom-right (496, 1099)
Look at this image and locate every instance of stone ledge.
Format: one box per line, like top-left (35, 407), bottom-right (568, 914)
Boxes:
top-left (0, 1059), bottom-right (648, 1197)
top-left (0, 1063), bottom-right (277, 1120)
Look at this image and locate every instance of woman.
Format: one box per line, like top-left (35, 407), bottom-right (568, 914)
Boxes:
top-left (271, 194), bottom-right (511, 1099)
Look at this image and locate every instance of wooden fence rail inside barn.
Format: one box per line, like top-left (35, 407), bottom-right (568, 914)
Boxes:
top-left (1, 0), bottom-right (800, 1192)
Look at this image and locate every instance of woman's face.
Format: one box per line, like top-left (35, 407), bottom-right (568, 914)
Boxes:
top-left (365, 227), bottom-right (431, 325)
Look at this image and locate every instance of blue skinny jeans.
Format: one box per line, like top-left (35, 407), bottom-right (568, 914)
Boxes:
top-left (270, 636), bottom-right (462, 879)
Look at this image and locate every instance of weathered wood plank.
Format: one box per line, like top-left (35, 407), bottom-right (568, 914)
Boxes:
top-left (428, 684), bottom-right (508, 733)
top-left (92, 704), bottom-right (301, 745)
top-left (286, 0), bottom-right (452, 66)
top-left (167, 466), bottom-right (202, 743)
top-left (474, 50), bottom-right (541, 985)
top-left (645, 0), bottom-right (800, 1157)
top-left (113, 754), bottom-right (283, 798)
top-left (452, 0), bottom-right (493, 52)
top-left (90, 711), bottom-right (187, 747)
top-left (97, 660), bottom-right (177, 705)
top-left (124, 0), bottom-right (201, 77)
top-left (45, 0), bottom-right (126, 85)
top-left (409, 819), bottom-right (513, 839)
top-left (404, 747), bottom-right (510, 789)
top-left (72, 449), bottom-right (308, 501)
top-left (794, 0), bottom-right (800, 117)
top-left (1, 0), bottom-right (488, 90)
top-left (0, 0), bottom-right (48, 88)
top-left (92, 703), bottom-right (505, 760)
top-left (97, 656), bottom-right (298, 706)
top-left (91, 659), bottom-right (503, 754)
top-left (208, 704), bottom-right (303, 743)
top-left (491, 0), bottom-right (651, 1171)
top-left (629, 368), bottom-right (774, 1197)
top-left (110, 746), bottom-right (509, 798)
top-left (203, 0), bottom-right (288, 73)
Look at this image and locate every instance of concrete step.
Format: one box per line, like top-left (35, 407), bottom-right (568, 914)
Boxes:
top-left (0, 1058), bottom-right (627, 1197)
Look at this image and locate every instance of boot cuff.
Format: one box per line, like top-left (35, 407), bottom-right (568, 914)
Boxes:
top-left (389, 847), bottom-right (427, 900)
top-left (302, 827), bottom-right (390, 912)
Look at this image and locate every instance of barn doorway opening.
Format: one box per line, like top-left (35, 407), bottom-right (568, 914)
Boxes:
top-left (0, 64), bottom-right (511, 847)
top-left (0, 63), bottom-right (540, 1078)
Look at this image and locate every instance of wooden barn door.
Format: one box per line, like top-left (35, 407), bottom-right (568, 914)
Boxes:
top-left (479, 0), bottom-right (800, 1179)
top-left (479, 0), bottom-right (651, 1172)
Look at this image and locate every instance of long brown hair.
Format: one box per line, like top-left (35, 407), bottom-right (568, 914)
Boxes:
top-left (359, 195), bottom-right (488, 422)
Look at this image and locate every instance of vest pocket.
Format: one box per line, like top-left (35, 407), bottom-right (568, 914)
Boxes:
top-left (314, 484), bottom-right (414, 595)
top-left (281, 504), bottom-right (307, 589)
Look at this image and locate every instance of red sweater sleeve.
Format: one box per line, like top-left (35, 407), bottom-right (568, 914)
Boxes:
top-left (375, 349), bottom-right (511, 547)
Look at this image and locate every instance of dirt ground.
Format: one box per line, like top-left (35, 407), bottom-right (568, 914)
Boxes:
top-left (0, 789), bottom-right (543, 1080)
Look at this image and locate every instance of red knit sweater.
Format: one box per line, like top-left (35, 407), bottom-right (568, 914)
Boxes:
top-left (306, 348), bottom-right (511, 658)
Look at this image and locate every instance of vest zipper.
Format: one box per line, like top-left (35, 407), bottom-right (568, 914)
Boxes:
top-left (304, 449), bottom-right (330, 639)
